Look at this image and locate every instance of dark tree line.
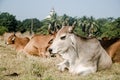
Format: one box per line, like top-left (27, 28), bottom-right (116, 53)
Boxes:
top-left (0, 12), bottom-right (120, 39)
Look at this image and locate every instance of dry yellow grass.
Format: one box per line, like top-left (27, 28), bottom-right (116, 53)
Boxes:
top-left (0, 39), bottom-right (120, 80)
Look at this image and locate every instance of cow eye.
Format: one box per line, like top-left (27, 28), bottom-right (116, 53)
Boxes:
top-left (48, 39), bottom-right (53, 44)
top-left (60, 36), bottom-right (66, 40)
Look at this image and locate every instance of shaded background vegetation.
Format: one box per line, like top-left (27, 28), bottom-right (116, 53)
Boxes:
top-left (0, 12), bottom-right (120, 39)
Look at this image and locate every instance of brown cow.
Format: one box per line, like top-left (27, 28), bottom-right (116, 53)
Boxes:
top-left (100, 38), bottom-right (120, 62)
top-left (100, 37), bottom-right (119, 50)
top-left (107, 39), bottom-right (120, 62)
top-left (3, 32), bottom-right (22, 42)
top-left (6, 33), bottom-right (30, 52)
top-left (23, 33), bottom-right (56, 57)
top-left (23, 24), bottom-right (59, 57)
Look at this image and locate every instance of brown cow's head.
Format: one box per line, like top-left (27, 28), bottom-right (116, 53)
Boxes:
top-left (6, 33), bottom-right (16, 45)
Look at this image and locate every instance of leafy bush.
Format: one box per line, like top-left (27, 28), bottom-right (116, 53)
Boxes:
top-left (0, 26), bottom-right (8, 35)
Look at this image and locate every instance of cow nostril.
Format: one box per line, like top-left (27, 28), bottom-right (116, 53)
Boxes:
top-left (49, 48), bottom-right (52, 54)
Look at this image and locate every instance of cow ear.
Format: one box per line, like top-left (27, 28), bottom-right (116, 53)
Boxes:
top-left (13, 32), bottom-right (16, 37)
top-left (14, 34), bottom-right (16, 37)
top-left (69, 21), bottom-right (76, 33)
top-left (48, 24), bottom-right (54, 34)
top-left (48, 38), bottom-right (53, 44)
top-left (55, 25), bottom-right (61, 32)
top-left (12, 36), bottom-right (16, 41)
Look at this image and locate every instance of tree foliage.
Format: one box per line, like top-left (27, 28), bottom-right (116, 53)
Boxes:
top-left (0, 12), bottom-right (120, 39)
top-left (20, 18), bottom-right (41, 33)
top-left (100, 18), bottom-right (120, 38)
top-left (0, 12), bottom-right (17, 32)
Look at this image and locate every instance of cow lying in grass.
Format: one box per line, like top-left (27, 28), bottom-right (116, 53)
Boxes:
top-left (100, 38), bottom-right (120, 62)
top-left (23, 24), bottom-right (59, 57)
top-left (23, 34), bottom-right (55, 57)
top-left (6, 33), bottom-right (30, 52)
top-left (49, 24), bottom-right (112, 75)
top-left (107, 39), bottom-right (120, 62)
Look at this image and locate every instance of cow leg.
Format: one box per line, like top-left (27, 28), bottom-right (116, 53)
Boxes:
top-left (78, 66), bottom-right (97, 76)
top-left (69, 64), bottom-right (97, 76)
top-left (57, 60), bottom-right (69, 72)
top-left (38, 48), bottom-right (47, 57)
top-left (108, 50), bottom-right (115, 58)
top-left (38, 48), bottom-right (42, 57)
top-left (107, 48), bottom-right (118, 59)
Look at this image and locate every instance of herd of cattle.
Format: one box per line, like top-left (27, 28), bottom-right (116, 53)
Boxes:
top-left (1, 24), bottom-right (120, 75)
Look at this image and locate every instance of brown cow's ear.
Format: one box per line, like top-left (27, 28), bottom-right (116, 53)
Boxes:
top-left (12, 36), bottom-right (16, 41)
top-left (14, 34), bottom-right (16, 37)
top-left (55, 25), bottom-right (61, 32)
top-left (48, 24), bottom-right (54, 34)
top-left (13, 32), bottom-right (16, 37)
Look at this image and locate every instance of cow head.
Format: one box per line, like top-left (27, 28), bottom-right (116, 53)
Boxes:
top-left (49, 22), bottom-right (76, 55)
top-left (6, 33), bottom-right (16, 45)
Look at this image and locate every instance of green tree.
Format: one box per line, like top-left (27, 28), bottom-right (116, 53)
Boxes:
top-left (0, 12), bottom-right (17, 32)
top-left (21, 18), bottom-right (41, 34)
top-left (87, 16), bottom-right (99, 37)
top-left (36, 19), bottom-right (50, 34)
top-left (100, 17), bottom-right (120, 39)
top-left (114, 17), bottom-right (120, 28)
top-left (76, 16), bottom-right (99, 37)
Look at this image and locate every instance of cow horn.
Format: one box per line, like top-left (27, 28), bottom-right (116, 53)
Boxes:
top-left (72, 21), bottom-right (76, 27)
top-left (48, 23), bottom-right (54, 34)
top-left (48, 24), bottom-right (51, 34)
top-left (69, 21), bottom-right (76, 33)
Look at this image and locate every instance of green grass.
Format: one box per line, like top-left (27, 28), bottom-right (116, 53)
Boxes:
top-left (0, 40), bottom-right (120, 80)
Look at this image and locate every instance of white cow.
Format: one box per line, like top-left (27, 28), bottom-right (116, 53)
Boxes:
top-left (49, 25), bottom-right (112, 75)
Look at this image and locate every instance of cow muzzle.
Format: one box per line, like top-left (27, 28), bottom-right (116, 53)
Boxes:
top-left (49, 48), bottom-right (58, 54)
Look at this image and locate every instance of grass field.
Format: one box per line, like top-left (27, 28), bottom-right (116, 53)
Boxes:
top-left (0, 40), bottom-right (120, 80)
